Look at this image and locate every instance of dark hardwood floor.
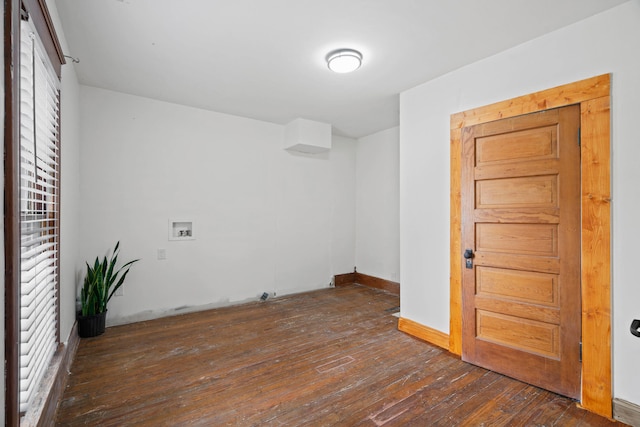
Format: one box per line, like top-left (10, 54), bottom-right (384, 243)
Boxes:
top-left (55, 285), bottom-right (624, 426)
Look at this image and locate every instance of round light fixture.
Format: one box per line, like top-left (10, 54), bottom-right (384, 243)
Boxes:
top-left (326, 49), bottom-right (362, 73)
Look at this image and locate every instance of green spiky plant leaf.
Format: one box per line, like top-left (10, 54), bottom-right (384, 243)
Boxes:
top-left (79, 242), bottom-right (140, 317)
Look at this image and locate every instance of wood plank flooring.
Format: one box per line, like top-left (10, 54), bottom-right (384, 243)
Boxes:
top-left (55, 285), bottom-right (624, 426)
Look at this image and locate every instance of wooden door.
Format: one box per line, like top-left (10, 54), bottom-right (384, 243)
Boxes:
top-left (461, 105), bottom-right (581, 398)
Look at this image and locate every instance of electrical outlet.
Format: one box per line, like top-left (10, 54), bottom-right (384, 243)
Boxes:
top-left (115, 287), bottom-right (124, 297)
top-left (157, 248), bottom-right (166, 260)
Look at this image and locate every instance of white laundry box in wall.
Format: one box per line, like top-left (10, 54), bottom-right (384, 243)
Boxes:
top-left (169, 219), bottom-right (194, 241)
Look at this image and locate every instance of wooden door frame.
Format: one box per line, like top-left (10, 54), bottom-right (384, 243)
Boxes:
top-left (450, 74), bottom-right (611, 417)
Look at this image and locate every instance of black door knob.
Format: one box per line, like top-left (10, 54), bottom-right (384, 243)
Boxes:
top-left (463, 249), bottom-right (474, 259)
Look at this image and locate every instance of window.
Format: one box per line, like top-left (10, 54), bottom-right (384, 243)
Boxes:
top-left (17, 12), bottom-right (61, 415)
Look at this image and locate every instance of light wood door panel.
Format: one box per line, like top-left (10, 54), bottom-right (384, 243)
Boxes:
top-left (476, 175), bottom-right (558, 208)
top-left (475, 125), bottom-right (557, 164)
top-left (475, 252), bottom-right (560, 274)
top-left (476, 267), bottom-right (558, 306)
top-left (476, 223), bottom-right (559, 257)
top-left (476, 310), bottom-right (560, 358)
top-left (461, 105), bottom-right (581, 399)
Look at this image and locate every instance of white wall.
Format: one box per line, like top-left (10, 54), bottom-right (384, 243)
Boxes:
top-left (355, 127), bottom-right (400, 282)
top-left (400, 0), bottom-right (640, 405)
top-left (47, 0), bottom-right (83, 346)
top-left (79, 86), bottom-right (356, 324)
top-left (58, 66), bottom-right (81, 342)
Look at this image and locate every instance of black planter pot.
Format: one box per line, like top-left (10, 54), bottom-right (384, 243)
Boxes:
top-left (77, 311), bottom-right (107, 338)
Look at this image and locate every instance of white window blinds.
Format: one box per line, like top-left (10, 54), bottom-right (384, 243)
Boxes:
top-left (19, 17), bottom-right (61, 414)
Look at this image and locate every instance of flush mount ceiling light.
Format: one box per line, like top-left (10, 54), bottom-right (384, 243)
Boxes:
top-left (326, 49), bottom-right (363, 73)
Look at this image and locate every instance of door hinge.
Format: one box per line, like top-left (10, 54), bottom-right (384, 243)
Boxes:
top-left (579, 341), bottom-right (582, 362)
top-left (578, 128), bottom-right (581, 146)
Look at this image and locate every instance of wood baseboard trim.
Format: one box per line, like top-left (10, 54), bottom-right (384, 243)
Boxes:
top-left (334, 272), bottom-right (356, 287)
top-left (41, 321), bottom-right (80, 426)
top-left (355, 272), bottom-right (399, 296)
top-left (613, 398), bottom-right (640, 426)
top-left (398, 317), bottom-right (449, 350)
top-left (334, 272), bottom-right (399, 296)
top-left (23, 321), bottom-right (80, 427)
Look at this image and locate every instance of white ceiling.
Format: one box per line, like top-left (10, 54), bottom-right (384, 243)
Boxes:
top-left (55, 0), bottom-right (627, 138)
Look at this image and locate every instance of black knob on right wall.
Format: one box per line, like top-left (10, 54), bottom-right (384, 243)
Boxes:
top-left (631, 319), bottom-right (640, 337)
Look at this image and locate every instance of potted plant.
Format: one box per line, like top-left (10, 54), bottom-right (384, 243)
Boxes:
top-left (77, 242), bottom-right (139, 338)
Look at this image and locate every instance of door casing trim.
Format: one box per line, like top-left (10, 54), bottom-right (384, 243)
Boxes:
top-left (449, 74), bottom-right (611, 417)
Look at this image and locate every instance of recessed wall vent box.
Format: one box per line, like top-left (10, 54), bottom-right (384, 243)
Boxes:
top-left (169, 219), bottom-right (194, 241)
top-left (284, 118), bottom-right (331, 154)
